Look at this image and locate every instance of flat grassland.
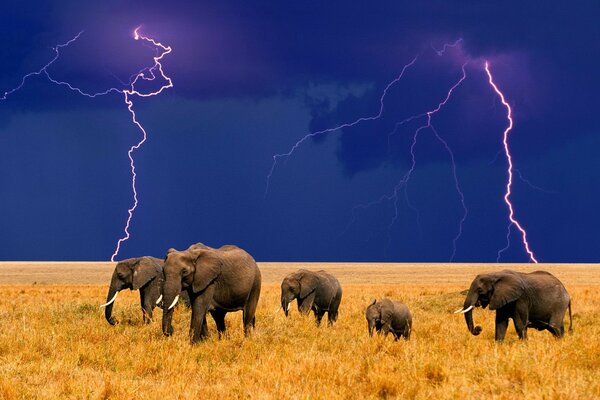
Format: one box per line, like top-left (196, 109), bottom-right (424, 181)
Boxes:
top-left (0, 263), bottom-right (598, 399)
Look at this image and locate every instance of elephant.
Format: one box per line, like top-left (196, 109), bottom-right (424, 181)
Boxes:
top-left (455, 269), bottom-right (573, 341)
top-left (365, 299), bottom-right (412, 340)
top-left (101, 256), bottom-right (189, 325)
top-left (280, 269), bottom-right (342, 326)
top-left (161, 244), bottom-right (262, 343)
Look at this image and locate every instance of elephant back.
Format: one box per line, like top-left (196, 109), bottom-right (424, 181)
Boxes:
top-left (209, 246), bottom-right (261, 285)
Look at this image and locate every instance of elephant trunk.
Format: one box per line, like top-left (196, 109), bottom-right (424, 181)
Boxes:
top-left (368, 320), bottom-right (375, 337)
top-left (162, 307), bottom-right (174, 336)
top-left (281, 296), bottom-right (292, 317)
top-left (161, 280), bottom-right (181, 337)
top-left (103, 276), bottom-right (122, 325)
top-left (463, 291), bottom-right (482, 336)
top-left (281, 297), bottom-right (288, 317)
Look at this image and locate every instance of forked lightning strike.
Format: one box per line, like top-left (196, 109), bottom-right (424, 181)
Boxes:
top-left (264, 55), bottom-right (420, 197)
top-left (357, 62), bottom-right (468, 260)
top-left (1, 27), bottom-right (173, 262)
top-left (267, 42), bottom-right (540, 262)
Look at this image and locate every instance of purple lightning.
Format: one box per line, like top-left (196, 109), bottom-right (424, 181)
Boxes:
top-left (1, 27), bottom-right (173, 262)
top-left (484, 61), bottom-right (538, 263)
top-left (268, 42), bottom-right (470, 261)
top-left (431, 38), bottom-right (463, 56)
top-left (265, 55), bottom-right (419, 197)
top-left (367, 63), bottom-right (468, 260)
top-left (110, 28), bottom-right (173, 261)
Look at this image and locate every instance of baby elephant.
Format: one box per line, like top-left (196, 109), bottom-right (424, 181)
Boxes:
top-left (366, 299), bottom-right (412, 340)
top-left (281, 269), bottom-right (342, 326)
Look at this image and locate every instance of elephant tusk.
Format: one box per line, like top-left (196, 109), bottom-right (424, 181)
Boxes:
top-left (155, 295), bottom-right (163, 305)
top-left (454, 305), bottom-right (474, 314)
top-left (100, 292), bottom-right (118, 308)
top-left (167, 295), bottom-right (180, 310)
top-left (286, 302), bottom-right (290, 312)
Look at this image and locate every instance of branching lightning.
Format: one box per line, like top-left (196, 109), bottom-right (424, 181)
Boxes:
top-left (111, 28), bottom-right (173, 262)
top-left (265, 55), bottom-right (419, 197)
top-left (1, 27), bottom-right (173, 261)
top-left (357, 62), bottom-right (468, 260)
top-left (484, 61), bottom-right (538, 263)
top-left (267, 42), bottom-right (540, 262)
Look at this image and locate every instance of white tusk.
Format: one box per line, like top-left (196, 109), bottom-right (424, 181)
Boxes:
top-left (155, 295), bottom-right (163, 305)
top-left (167, 295), bottom-right (180, 310)
top-left (100, 292), bottom-right (118, 308)
top-left (453, 307), bottom-right (464, 314)
top-left (286, 302), bottom-right (290, 312)
top-left (455, 305), bottom-right (474, 314)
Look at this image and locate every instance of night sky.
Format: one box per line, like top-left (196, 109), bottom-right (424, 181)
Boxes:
top-left (1, 1), bottom-right (598, 262)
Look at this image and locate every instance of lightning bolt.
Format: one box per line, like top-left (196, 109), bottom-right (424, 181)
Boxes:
top-left (484, 61), bottom-right (538, 263)
top-left (430, 38), bottom-right (463, 56)
top-left (265, 55), bottom-right (419, 197)
top-left (1, 27), bottom-right (173, 262)
top-left (361, 62), bottom-right (468, 260)
top-left (111, 28), bottom-right (173, 262)
top-left (268, 43), bottom-right (470, 261)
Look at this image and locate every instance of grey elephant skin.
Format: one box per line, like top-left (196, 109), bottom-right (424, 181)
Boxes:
top-left (102, 256), bottom-right (190, 325)
top-left (457, 269), bottom-right (573, 341)
top-left (281, 269), bottom-right (342, 326)
top-left (161, 244), bottom-right (262, 344)
top-left (366, 299), bottom-right (412, 340)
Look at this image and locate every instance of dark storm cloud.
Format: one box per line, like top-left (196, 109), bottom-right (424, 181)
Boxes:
top-left (1, 1), bottom-right (599, 262)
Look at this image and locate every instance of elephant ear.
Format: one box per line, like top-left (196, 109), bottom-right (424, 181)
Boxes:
top-left (379, 302), bottom-right (393, 324)
top-left (132, 257), bottom-right (161, 290)
top-left (489, 273), bottom-right (525, 310)
top-left (192, 251), bottom-right (222, 293)
top-left (299, 271), bottom-right (319, 299)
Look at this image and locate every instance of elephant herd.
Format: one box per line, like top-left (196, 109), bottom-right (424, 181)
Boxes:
top-left (102, 243), bottom-right (573, 344)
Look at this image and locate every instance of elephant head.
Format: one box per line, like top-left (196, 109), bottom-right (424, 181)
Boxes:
top-left (280, 270), bottom-right (319, 316)
top-left (455, 271), bottom-right (525, 336)
top-left (365, 299), bottom-right (388, 337)
top-left (161, 248), bottom-right (221, 336)
top-left (101, 257), bottom-right (161, 325)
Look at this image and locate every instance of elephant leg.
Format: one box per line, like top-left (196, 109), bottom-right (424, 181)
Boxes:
top-left (513, 313), bottom-right (528, 340)
top-left (139, 291), bottom-right (151, 324)
top-left (494, 313), bottom-right (510, 342)
top-left (402, 322), bottom-right (411, 340)
top-left (141, 291), bottom-right (157, 324)
top-left (548, 315), bottom-right (565, 338)
top-left (190, 296), bottom-right (210, 343)
top-left (315, 309), bottom-right (326, 326)
top-left (210, 309), bottom-right (227, 338)
top-left (327, 294), bottom-right (341, 326)
top-left (201, 315), bottom-right (209, 337)
top-left (242, 277), bottom-right (260, 336)
top-left (381, 323), bottom-right (392, 338)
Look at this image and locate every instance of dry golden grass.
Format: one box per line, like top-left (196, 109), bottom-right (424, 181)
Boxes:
top-left (0, 263), bottom-right (599, 399)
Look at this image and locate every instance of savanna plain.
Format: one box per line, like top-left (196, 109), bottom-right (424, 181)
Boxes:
top-left (0, 262), bottom-right (599, 399)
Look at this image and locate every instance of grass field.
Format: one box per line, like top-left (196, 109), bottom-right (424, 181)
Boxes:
top-left (0, 263), bottom-right (599, 399)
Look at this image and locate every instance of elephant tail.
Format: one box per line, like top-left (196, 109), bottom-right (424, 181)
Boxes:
top-left (568, 300), bottom-right (573, 335)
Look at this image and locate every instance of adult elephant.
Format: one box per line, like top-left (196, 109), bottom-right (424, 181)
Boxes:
top-left (101, 257), bottom-right (189, 325)
top-left (280, 269), bottom-right (342, 326)
top-left (455, 269), bottom-right (573, 341)
top-left (161, 244), bottom-right (261, 343)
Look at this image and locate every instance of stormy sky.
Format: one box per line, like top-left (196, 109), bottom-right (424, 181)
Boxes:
top-left (0, 1), bottom-right (598, 262)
